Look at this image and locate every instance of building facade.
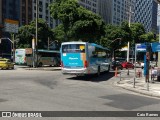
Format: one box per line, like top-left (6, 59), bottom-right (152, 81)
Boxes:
top-left (79, 0), bottom-right (158, 33)
top-left (157, 4), bottom-right (160, 33)
top-left (0, 0), bottom-right (3, 38)
top-left (79, 0), bottom-right (134, 25)
top-left (134, 0), bottom-right (158, 33)
top-left (32, 0), bottom-right (58, 28)
top-left (98, 0), bottom-right (134, 25)
top-left (2, 0), bottom-right (20, 21)
top-left (20, 0), bottom-right (32, 26)
top-left (78, 0), bottom-right (98, 13)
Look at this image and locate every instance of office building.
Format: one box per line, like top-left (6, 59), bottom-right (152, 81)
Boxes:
top-left (79, 0), bottom-right (159, 33)
top-left (0, 0), bottom-right (3, 37)
top-left (98, 0), bottom-right (134, 25)
top-left (79, 0), bottom-right (98, 13)
top-left (32, 0), bottom-right (58, 28)
top-left (79, 0), bottom-right (134, 25)
top-left (20, 0), bottom-right (33, 25)
top-left (134, 0), bottom-right (158, 33)
top-left (157, 4), bottom-right (160, 33)
top-left (2, 0), bottom-right (20, 21)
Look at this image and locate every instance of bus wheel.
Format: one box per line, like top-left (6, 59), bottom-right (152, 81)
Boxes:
top-left (39, 62), bottom-right (43, 67)
top-left (96, 66), bottom-right (100, 77)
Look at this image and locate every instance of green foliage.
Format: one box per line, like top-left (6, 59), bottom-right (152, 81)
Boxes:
top-left (53, 24), bottom-right (65, 42)
top-left (50, 0), bottom-right (105, 42)
top-left (16, 19), bottom-right (54, 49)
top-left (130, 23), bottom-right (145, 43)
top-left (140, 32), bottom-right (157, 43)
top-left (104, 24), bottom-right (128, 50)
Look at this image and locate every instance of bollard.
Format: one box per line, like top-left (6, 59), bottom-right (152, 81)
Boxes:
top-left (115, 67), bottom-right (118, 77)
top-left (136, 70), bottom-right (142, 78)
top-left (120, 70), bottom-right (121, 81)
top-left (127, 69), bottom-right (129, 75)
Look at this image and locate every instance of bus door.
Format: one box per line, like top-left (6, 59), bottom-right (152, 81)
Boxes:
top-left (61, 44), bottom-right (87, 68)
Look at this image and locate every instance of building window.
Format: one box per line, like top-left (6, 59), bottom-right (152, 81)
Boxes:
top-left (39, 14), bottom-right (42, 18)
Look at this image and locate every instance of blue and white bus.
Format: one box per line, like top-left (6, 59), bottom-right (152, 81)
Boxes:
top-left (61, 41), bottom-right (111, 76)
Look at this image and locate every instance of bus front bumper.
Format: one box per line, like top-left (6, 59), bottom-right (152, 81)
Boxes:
top-left (61, 68), bottom-right (88, 75)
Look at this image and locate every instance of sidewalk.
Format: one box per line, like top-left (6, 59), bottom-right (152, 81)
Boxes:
top-left (115, 73), bottom-right (160, 98)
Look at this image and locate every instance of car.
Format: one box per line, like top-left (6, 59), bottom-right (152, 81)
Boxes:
top-left (121, 62), bottom-right (134, 69)
top-left (111, 61), bottom-right (123, 70)
top-left (0, 58), bottom-right (14, 69)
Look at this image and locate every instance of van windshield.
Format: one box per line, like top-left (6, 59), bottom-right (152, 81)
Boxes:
top-left (62, 44), bottom-right (85, 53)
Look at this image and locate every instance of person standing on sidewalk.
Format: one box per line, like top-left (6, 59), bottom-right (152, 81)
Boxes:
top-left (151, 67), bottom-right (157, 82)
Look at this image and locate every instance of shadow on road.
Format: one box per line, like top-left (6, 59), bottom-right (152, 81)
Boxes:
top-left (66, 71), bottom-right (115, 82)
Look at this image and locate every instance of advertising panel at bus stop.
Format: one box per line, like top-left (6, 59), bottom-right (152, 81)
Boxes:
top-left (151, 42), bottom-right (160, 52)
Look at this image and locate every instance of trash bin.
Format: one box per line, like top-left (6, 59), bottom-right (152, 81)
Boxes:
top-left (157, 69), bottom-right (160, 81)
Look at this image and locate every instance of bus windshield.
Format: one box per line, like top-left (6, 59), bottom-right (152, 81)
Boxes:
top-left (62, 44), bottom-right (85, 53)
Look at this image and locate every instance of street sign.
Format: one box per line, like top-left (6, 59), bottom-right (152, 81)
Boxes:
top-left (136, 43), bottom-right (146, 52)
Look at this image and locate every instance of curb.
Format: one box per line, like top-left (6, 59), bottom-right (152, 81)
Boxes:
top-left (16, 67), bottom-right (61, 71)
top-left (24, 68), bottom-right (61, 71)
top-left (114, 81), bottom-right (160, 98)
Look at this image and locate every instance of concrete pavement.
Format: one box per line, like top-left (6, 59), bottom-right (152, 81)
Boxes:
top-left (115, 69), bottom-right (160, 98)
top-left (15, 65), bottom-right (160, 98)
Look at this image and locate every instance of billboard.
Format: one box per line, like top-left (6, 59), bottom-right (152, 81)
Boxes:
top-left (4, 19), bottom-right (19, 33)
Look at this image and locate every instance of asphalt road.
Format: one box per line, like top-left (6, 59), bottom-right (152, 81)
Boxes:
top-left (0, 67), bottom-right (160, 120)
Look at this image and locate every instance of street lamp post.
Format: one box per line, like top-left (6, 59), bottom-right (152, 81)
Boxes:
top-left (127, 5), bottom-right (134, 75)
top-left (109, 38), bottom-right (122, 60)
top-left (158, 6), bottom-right (160, 67)
top-left (35, 0), bottom-right (39, 67)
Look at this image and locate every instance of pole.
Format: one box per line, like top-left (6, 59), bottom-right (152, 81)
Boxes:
top-left (48, 37), bottom-right (49, 50)
top-left (35, 0), bottom-right (38, 67)
top-left (158, 25), bottom-right (160, 67)
top-left (134, 44), bottom-right (137, 88)
top-left (127, 6), bottom-right (132, 75)
top-left (145, 43), bottom-right (150, 91)
top-left (32, 37), bottom-right (35, 67)
top-left (127, 6), bottom-right (131, 62)
top-left (12, 34), bottom-right (15, 63)
top-left (10, 39), bottom-right (12, 61)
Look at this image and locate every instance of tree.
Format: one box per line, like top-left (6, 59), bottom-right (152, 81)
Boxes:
top-left (17, 19), bottom-right (54, 49)
top-left (104, 24), bottom-right (128, 59)
top-left (140, 32), bottom-right (157, 43)
top-left (130, 23), bottom-right (145, 44)
top-left (50, 0), bottom-right (105, 43)
top-left (53, 24), bottom-right (65, 42)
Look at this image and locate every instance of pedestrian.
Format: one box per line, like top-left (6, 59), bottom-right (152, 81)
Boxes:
top-left (151, 67), bottom-right (157, 82)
